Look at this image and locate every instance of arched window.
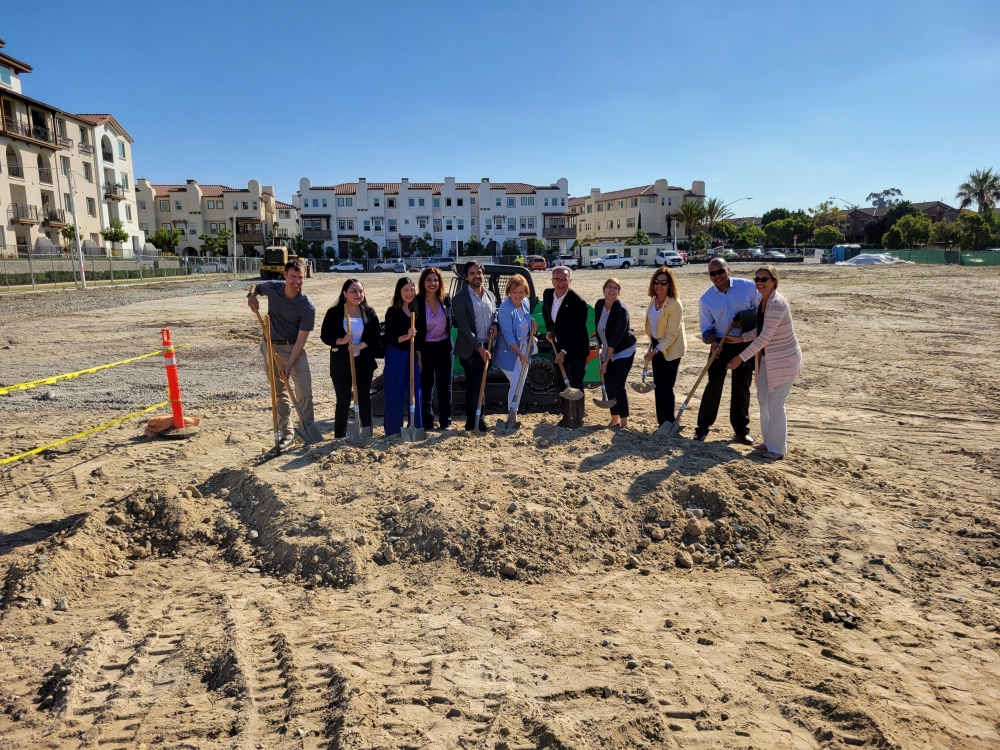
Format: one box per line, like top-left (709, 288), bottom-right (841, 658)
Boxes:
top-left (101, 135), bottom-right (114, 163)
top-left (5, 145), bottom-right (21, 178)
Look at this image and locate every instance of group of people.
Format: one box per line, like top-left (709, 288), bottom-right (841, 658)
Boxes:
top-left (246, 256), bottom-right (802, 460)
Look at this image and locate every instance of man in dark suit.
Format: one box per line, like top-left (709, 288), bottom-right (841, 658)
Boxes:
top-left (543, 265), bottom-right (591, 427)
top-left (452, 261), bottom-right (497, 431)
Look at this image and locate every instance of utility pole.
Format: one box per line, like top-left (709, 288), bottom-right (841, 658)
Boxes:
top-left (66, 170), bottom-right (87, 290)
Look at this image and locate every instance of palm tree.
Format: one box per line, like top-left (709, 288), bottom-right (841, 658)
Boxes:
top-left (956, 168), bottom-right (1000, 213)
top-left (703, 197), bottom-right (734, 235)
top-left (672, 200), bottom-right (707, 237)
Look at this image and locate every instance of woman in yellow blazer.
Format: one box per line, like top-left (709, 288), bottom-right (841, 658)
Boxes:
top-left (644, 266), bottom-right (687, 427)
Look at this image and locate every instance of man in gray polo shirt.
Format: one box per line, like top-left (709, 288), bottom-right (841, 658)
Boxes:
top-left (247, 259), bottom-right (316, 449)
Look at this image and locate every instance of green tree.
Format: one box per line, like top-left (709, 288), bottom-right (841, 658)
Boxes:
top-left (882, 225), bottom-right (903, 249)
top-left (463, 234), bottom-right (485, 256)
top-left (198, 234), bottom-right (221, 256)
top-left (955, 212), bottom-right (992, 250)
top-left (894, 214), bottom-right (933, 247)
top-left (884, 200), bottom-right (920, 227)
top-left (325, 246), bottom-right (338, 260)
top-left (60, 224), bottom-right (77, 251)
top-left (625, 229), bottom-right (651, 245)
top-left (865, 188), bottom-right (902, 208)
top-left (931, 220), bottom-right (959, 246)
top-left (711, 221), bottom-right (737, 241)
top-left (527, 237), bottom-right (548, 255)
top-left (501, 239), bottom-right (520, 256)
top-left (703, 197), bottom-right (734, 236)
top-left (813, 225), bottom-right (846, 247)
top-left (760, 207), bottom-right (790, 226)
top-left (764, 216), bottom-right (812, 247)
top-left (808, 201), bottom-right (847, 229)
top-left (100, 218), bottom-right (130, 256)
top-left (348, 237), bottom-right (378, 259)
top-left (310, 241), bottom-right (326, 258)
top-left (410, 231), bottom-right (434, 257)
top-left (731, 223), bottom-right (766, 249)
top-left (149, 226), bottom-right (182, 255)
top-left (216, 227), bottom-right (234, 254)
top-left (956, 167), bottom-right (1000, 213)
top-left (674, 200), bottom-right (706, 236)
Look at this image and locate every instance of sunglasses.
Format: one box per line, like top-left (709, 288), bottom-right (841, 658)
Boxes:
top-left (709, 268), bottom-right (727, 277)
top-left (653, 279), bottom-right (670, 286)
top-left (754, 276), bottom-right (773, 283)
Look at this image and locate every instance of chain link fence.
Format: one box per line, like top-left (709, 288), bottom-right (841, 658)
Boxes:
top-left (0, 250), bottom-right (262, 294)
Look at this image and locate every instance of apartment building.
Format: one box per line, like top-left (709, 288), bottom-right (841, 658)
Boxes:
top-left (295, 176), bottom-right (571, 257)
top-left (0, 39), bottom-right (141, 257)
top-left (567, 179), bottom-right (706, 244)
top-left (843, 201), bottom-right (961, 243)
top-left (135, 179), bottom-right (299, 256)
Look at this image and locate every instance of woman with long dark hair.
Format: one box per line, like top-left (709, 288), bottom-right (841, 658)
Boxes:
top-left (415, 267), bottom-right (454, 430)
top-left (320, 279), bottom-right (383, 438)
top-left (382, 276), bottom-right (425, 437)
top-left (644, 266), bottom-right (687, 427)
top-left (594, 277), bottom-right (637, 429)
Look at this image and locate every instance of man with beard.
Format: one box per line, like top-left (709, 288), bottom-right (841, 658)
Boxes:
top-left (452, 261), bottom-right (497, 432)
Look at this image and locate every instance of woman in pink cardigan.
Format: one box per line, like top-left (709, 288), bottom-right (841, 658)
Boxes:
top-left (725, 265), bottom-right (802, 460)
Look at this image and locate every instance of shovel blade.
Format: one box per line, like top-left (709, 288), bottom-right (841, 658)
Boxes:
top-left (631, 382), bottom-right (656, 394)
top-left (560, 388), bottom-right (584, 401)
top-left (593, 398), bottom-right (617, 409)
top-left (303, 424), bottom-right (324, 443)
top-left (657, 419), bottom-right (684, 438)
top-left (401, 427), bottom-right (415, 442)
top-left (414, 428), bottom-right (426, 440)
top-left (360, 426), bottom-right (373, 439)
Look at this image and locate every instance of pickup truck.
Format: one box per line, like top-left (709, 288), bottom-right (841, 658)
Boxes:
top-left (589, 253), bottom-right (632, 270)
top-left (653, 250), bottom-right (684, 268)
top-left (372, 260), bottom-right (406, 272)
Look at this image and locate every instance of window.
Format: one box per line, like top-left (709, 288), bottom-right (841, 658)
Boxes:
top-left (485, 218), bottom-right (492, 229)
top-left (160, 200), bottom-right (169, 211)
top-left (346, 198), bottom-right (352, 206)
top-left (639, 247), bottom-right (649, 256)
top-left (389, 241), bottom-right (398, 251)
top-left (0, 65), bottom-right (11, 86)
top-left (347, 220), bottom-right (354, 230)
top-left (338, 197), bottom-right (345, 207)
top-left (404, 219), bottom-right (409, 225)
top-left (626, 217), bottom-right (636, 228)
top-left (433, 219), bottom-right (442, 232)
top-left (445, 219), bottom-right (453, 231)
top-left (607, 202), bottom-right (614, 210)
top-left (87, 197), bottom-right (96, 216)
top-left (189, 224), bottom-right (198, 235)
top-left (648, 196), bottom-right (654, 203)
top-left (161, 223), bottom-right (170, 230)
top-left (596, 222), bottom-right (601, 230)
top-left (118, 142), bottom-right (126, 159)
top-left (445, 198), bottom-right (451, 207)
top-left (616, 219), bottom-right (621, 229)
top-left (508, 218), bottom-right (516, 231)
top-left (631, 198), bottom-right (638, 207)
top-left (434, 198), bottom-right (440, 208)
top-left (373, 197), bottom-right (380, 207)
top-left (140, 223), bottom-right (148, 233)
top-left (667, 198), bottom-right (672, 206)
top-left (59, 156), bottom-right (70, 176)
top-left (322, 198), bottom-right (327, 208)
top-left (242, 201), bottom-right (249, 210)
top-left (233, 201), bottom-right (238, 210)
top-left (388, 219), bottom-right (396, 231)
top-left (363, 220), bottom-right (371, 231)
top-left (470, 197), bottom-right (475, 205)
top-left (544, 198), bottom-right (549, 206)
top-left (83, 163), bottom-right (93, 182)
top-left (408, 198), bottom-right (415, 207)
top-left (137, 200), bottom-right (146, 211)
top-left (520, 218), bottom-right (527, 230)
top-left (496, 197), bottom-right (502, 207)
top-left (252, 201), bottom-right (258, 210)
top-left (174, 201), bottom-right (182, 211)
top-left (278, 210), bottom-right (289, 219)
top-left (520, 197), bottom-right (527, 206)
top-left (206, 200), bottom-right (214, 209)
top-left (374, 219), bottom-right (381, 231)
top-left (419, 198), bottom-right (425, 207)
top-left (561, 198), bottom-right (565, 206)
top-left (470, 218), bottom-right (474, 226)
top-left (506, 198), bottom-right (514, 208)
top-left (64, 193), bottom-right (72, 211)
top-left (528, 197), bottom-right (534, 205)
top-left (121, 173), bottom-right (129, 189)
top-left (418, 219), bottom-right (427, 229)
top-left (210, 223), bottom-right (218, 233)
top-left (125, 205), bottom-right (132, 221)
top-left (388, 198), bottom-right (395, 208)
top-left (339, 220), bottom-right (346, 231)
top-left (91, 233), bottom-right (99, 243)
top-left (528, 217), bottom-right (534, 229)
top-left (587, 204), bottom-right (592, 213)
top-left (597, 203), bottom-right (603, 212)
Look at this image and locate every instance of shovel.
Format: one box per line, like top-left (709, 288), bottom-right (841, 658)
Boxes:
top-left (632, 343), bottom-right (656, 394)
top-left (401, 311), bottom-right (425, 443)
top-left (555, 359), bottom-right (583, 401)
top-left (345, 313), bottom-right (372, 440)
top-left (592, 346), bottom-right (617, 409)
top-left (254, 308), bottom-right (324, 444)
top-left (658, 321), bottom-right (737, 438)
top-left (263, 314), bottom-right (282, 454)
top-left (497, 320), bottom-right (537, 433)
top-left (471, 329), bottom-right (495, 431)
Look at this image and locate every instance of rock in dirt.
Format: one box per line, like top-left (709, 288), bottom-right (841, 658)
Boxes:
top-left (108, 512), bottom-right (127, 526)
top-left (54, 600), bottom-right (68, 611)
top-left (675, 550), bottom-right (694, 569)
top-left (184, 485), bottom-right (203, 499)
top-left (378, 545), bottom-right (395, 564)
top-left (37, 598), bottom-right (52, 608)
top-left (685, 518), bottom-right (706, 537)
top-left (501, 561), bottom-right (518, 578)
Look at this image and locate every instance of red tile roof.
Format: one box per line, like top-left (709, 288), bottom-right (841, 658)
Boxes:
top-left (570, 184), bottom-right (700, 203)
top-left (307, 181), bottom-right (550, 196)
top-left (145, 183), bottom-right (233, 197)
top-left (275, 200), bottom-right (296, 210)
top-left (74, 113), bottom-right (133, 141)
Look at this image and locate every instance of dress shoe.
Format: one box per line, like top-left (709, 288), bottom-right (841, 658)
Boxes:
top-left (478, 420), bottom-right (489, 433)
top-left (733, 433), bottom-right (755, 446)
top-left (693, 430), bottom-right (708, 442)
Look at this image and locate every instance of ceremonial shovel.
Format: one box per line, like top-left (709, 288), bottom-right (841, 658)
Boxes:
top-left (631, 342), bottom-right (656, 394)
top-left (592, 346), bottom-right (617, 409)
top-left (555, 360), bottom-right (583, 401)
top-left (659, 321), bottom-right (737, 438)
top-left (401, 312), bottom-right (425, 443)
top-left (344, 314), bottom-right (372, 440)
top-left (471, 329), bottom-right (495, 431)
top-left (497, 320), bottom-right (537, 433)
top-left (263, 315), bottom-right (281, 454)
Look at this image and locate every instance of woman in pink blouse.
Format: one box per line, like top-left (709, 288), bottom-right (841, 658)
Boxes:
top-left (725, 265), bottom-right (803, 460)
top-left (416, 267), bottom-right (455, 430)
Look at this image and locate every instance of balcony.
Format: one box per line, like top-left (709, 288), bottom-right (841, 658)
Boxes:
top-left (79, 142), bottom-right (94, 156)
top-left (102, 150), bottom-right (114, 163)
top-left (8, 204), bottom-right (40, 225)
top-left (543, 226), bottom-right (577, 239)
top-left (3, 117), bottom-right (57, 147)
top-left (38, 167), bottom-right (53, 184)
top-left (303, 229), bottom-right (332, 241)
top-left (236, 232), bottom-right (265, 244)
top-left (104, 182), bottom-right (126, 200)
top-left (57, 135), bottom-right (74, 148)
top-left (7, 160), bottom-right (23, 178)
top-left (42, 207), bottom-right (67, 227)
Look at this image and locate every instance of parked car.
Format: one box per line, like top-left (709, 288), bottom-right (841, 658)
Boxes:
top-left (424, 256), bottom-right (456, 270)
top-left (373, 259), bottom-right (406, 272)
top-left (201, 262), bottom-right (230, 273)
top-left (333, 260), bottom-right (364, 272)
top-left (589, 253), bottom-right (632, 270)
top-left (552, 255), bottom-right (579, 269)
top-left (525, 255), bottom-right (547, 271)
top-left (653, 250), bottom-right (684, 268)
top-left (749, 247), bottom-right (764, 258)
top-left (763, 251), bottom-right (785, 259)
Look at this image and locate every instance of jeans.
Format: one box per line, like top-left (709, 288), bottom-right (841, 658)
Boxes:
top-left (757, 363), bottom-right (794, 454)
top-left (604, 354), bottom-right (635, 418)
top-left (696, 342), bottom-right (752, 436)
top-left (383, 346), bottom-right (422, 436)
top-left (420, 339), bottom-right (453, 427)
top-left (652, 354), bottom-right (681, 425)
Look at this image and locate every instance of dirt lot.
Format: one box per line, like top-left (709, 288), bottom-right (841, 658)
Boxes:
top-left (1, 262), bottom-right (998, 750)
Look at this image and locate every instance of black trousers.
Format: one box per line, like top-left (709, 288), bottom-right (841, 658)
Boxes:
top-left (461, 353), bottom-right (487, 428)
top-left (562, 355), bottom-right (587, 390)
top-left (652, 354), bottom-right (681, 425)
top-left (420, 339), bottom-right (453, 427)
top-left (696, 342), bottom-right (752, 436)
top-left (331, 360), bottom-right (374, 438)
top-left (604, 354), bottom-right (635, 418)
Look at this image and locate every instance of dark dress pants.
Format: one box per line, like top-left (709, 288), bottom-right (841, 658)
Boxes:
top-left (331, 359), bottom-right (374, 438)
top-left (461, 353), bottom-right (487, 428)
top-left (652, 354), bottom-right (681, 425)
top-left (420, 339), bottom-right (453, 427)
top-left (696, 342), bottom-right (752, 436)
top-left (563, 355), bottom-right (587, 390)
top-left (604, 354), bottom-right (635, 418)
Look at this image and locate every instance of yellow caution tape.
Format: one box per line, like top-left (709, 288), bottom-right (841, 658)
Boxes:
top-left (0, 401), bottom-right (169, 466)
top-left (0, 346), bottom-right (187, 396)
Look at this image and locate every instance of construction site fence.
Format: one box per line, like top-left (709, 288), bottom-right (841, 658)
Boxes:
top-left (886, 250), bottom-right (1000, 267)
top-left (0, 251), bottom-right (262, 293)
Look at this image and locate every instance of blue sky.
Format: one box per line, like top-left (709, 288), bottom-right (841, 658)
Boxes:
top-left (7, 0), bottom-right (999, 213)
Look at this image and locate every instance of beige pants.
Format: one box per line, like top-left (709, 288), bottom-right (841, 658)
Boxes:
top-left (260, 340), bottom-right (314, 438)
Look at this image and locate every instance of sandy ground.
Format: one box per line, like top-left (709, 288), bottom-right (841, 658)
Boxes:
top-left (1, 263), bottom-right (998, 750)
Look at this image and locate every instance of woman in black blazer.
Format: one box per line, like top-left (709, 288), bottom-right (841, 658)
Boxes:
top-left (594, 277), bottom-right (638, 429)
top-left (415, 267), bottom-right (455, 430)
top-left (382, 277), bottom-right (426, 437)
top-left (320, 278), bottom-right (384, 438)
